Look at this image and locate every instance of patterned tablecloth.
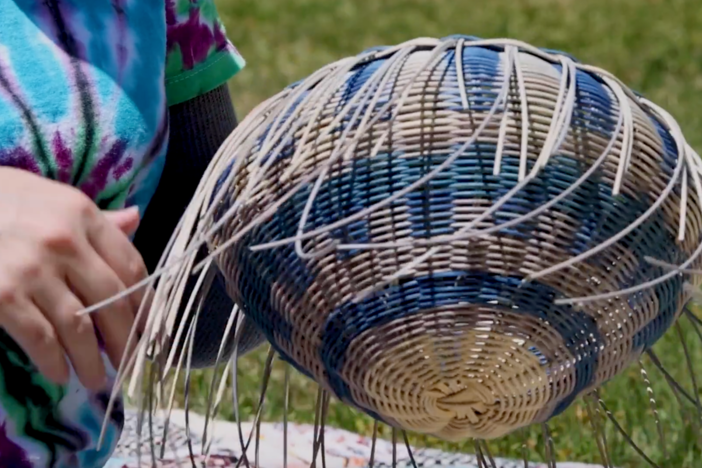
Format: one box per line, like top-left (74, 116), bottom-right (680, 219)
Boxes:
top-left (105, 409), bottom-right (608, 468)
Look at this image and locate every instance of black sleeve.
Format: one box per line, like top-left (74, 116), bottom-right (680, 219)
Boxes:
top-left (132, 84), bottom-right (262, 368)
top-left (134, 84), bottom-right (237, 272)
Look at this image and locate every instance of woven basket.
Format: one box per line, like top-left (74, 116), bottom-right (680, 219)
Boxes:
top-left (196, 36), bottom-right (702, 442)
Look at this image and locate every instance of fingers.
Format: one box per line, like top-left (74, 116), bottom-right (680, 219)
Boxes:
top-left (0, 174), bottom-right (152, 390)
top-left (64, 208), bottom-right (147, 375)
top-left (90, 210), bottom-right (149, 316)
top-left (103, 207), bottom-right (140, 236)
top-left (31, 278), bottom-right (106, 391)
top-left (0, 297), bottom-right (70, 386)
top-left (65, 240), bottom-right (136, 373)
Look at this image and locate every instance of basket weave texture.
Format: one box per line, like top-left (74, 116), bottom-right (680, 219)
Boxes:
top-left (207, 36), bottom-right (702, 441)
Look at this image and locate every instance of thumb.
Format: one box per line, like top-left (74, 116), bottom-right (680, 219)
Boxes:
top-left (103, 206), bottom-right (141, 236)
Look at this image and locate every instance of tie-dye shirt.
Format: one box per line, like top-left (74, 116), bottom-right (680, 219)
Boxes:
top-left (0, 1), bottom-right (244, 466)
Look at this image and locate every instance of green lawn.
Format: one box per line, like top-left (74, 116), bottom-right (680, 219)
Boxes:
top-left (182, 1), bottom-right (702, 466)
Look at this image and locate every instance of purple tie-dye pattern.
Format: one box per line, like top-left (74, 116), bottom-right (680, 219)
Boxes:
top-left (167, 9), bottom-right (226, 70)
top-left (0, 423), bottom-right (33, 468)
top-left (164, 0), bottom-right (177, 25)
top-left (3, 132), bottom-right (139, 202)
top-left (52, 132), bottom-right (74, 183)
top-left (0, 147), bottom-right (41, 174)
top-left (162, 1), bottom-right (245, 106)
top-left (113, 157), bottom-right (133, 180)
top-left (165, 0), bottom-right (233, 71)
top-left (79, 139), bottom-right (127, 200)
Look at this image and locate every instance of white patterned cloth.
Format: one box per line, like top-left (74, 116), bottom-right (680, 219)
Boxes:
top-left (105, 409), bottom-right (609, 468)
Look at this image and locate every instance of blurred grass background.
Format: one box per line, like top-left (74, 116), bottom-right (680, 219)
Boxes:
top-left (181, 0), bottom-right (702, 466)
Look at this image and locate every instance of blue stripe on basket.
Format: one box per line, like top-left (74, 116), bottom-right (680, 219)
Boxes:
top-left (452, 149), bottom-right (537, 240)
top-left (253, 145), bottom-right (673, 260)
top-left (261, 150), bottom-right (593, 253)
top-left (231, 135), bottom-right (685, 358)
top-left (442, 47), bottom-right (502, 112)
top-left (441, 34), bottom-right (483, 43)
top-left (334, 58), bottom-right (393, 136)
top-left (456, 46), bottom-right (502, 82)
top-left (231, 194), bottom-right (319, 346)
top-left (649, 112), bottom-right (680, 178)
top-left (333, 152), bottom-right (412, 259)
top-left (319, 271), bottom-right (601, 418)
top-left (439, 35), bottom-right (582, 63)
top-left (630, 112), bottom-right (684, 350)
top-left (477, 153), bottom-right (606, 243)
top-left (255, 45), bottom-right (507, 171)
top-left (321, 153), bottom-right (401, 258)
top-left (265, 57), bottom-right (394, 170)
top-left (567, 184), bottom-right (679, 259)
top-left (621, 208), bottom-right (687, 351)
top-left (631, 277), bottom-right (684, 351)
top-left (212, 159), bottom-right (234, 209)
top-left (257, 91), bottom-right (311, 166)
top-left (568, 68), bottom-right (616, 137)
top-left (405, 154), bottom-right (458, 238)
top-left (343, 58), bottom-right (386, 99)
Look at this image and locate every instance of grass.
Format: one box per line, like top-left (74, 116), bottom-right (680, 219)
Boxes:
top-left (178, 1), bottom-right (702, 466)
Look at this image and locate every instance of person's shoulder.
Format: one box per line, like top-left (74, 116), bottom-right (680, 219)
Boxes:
top-left (164, 0), bottom-right (245, 107)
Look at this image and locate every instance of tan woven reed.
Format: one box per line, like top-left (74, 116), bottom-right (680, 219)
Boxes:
top-left (121, 37), bottom-right (702, 445)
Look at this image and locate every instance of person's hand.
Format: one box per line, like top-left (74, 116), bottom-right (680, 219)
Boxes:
top-left (0, 167), bottom-right (149, 391)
